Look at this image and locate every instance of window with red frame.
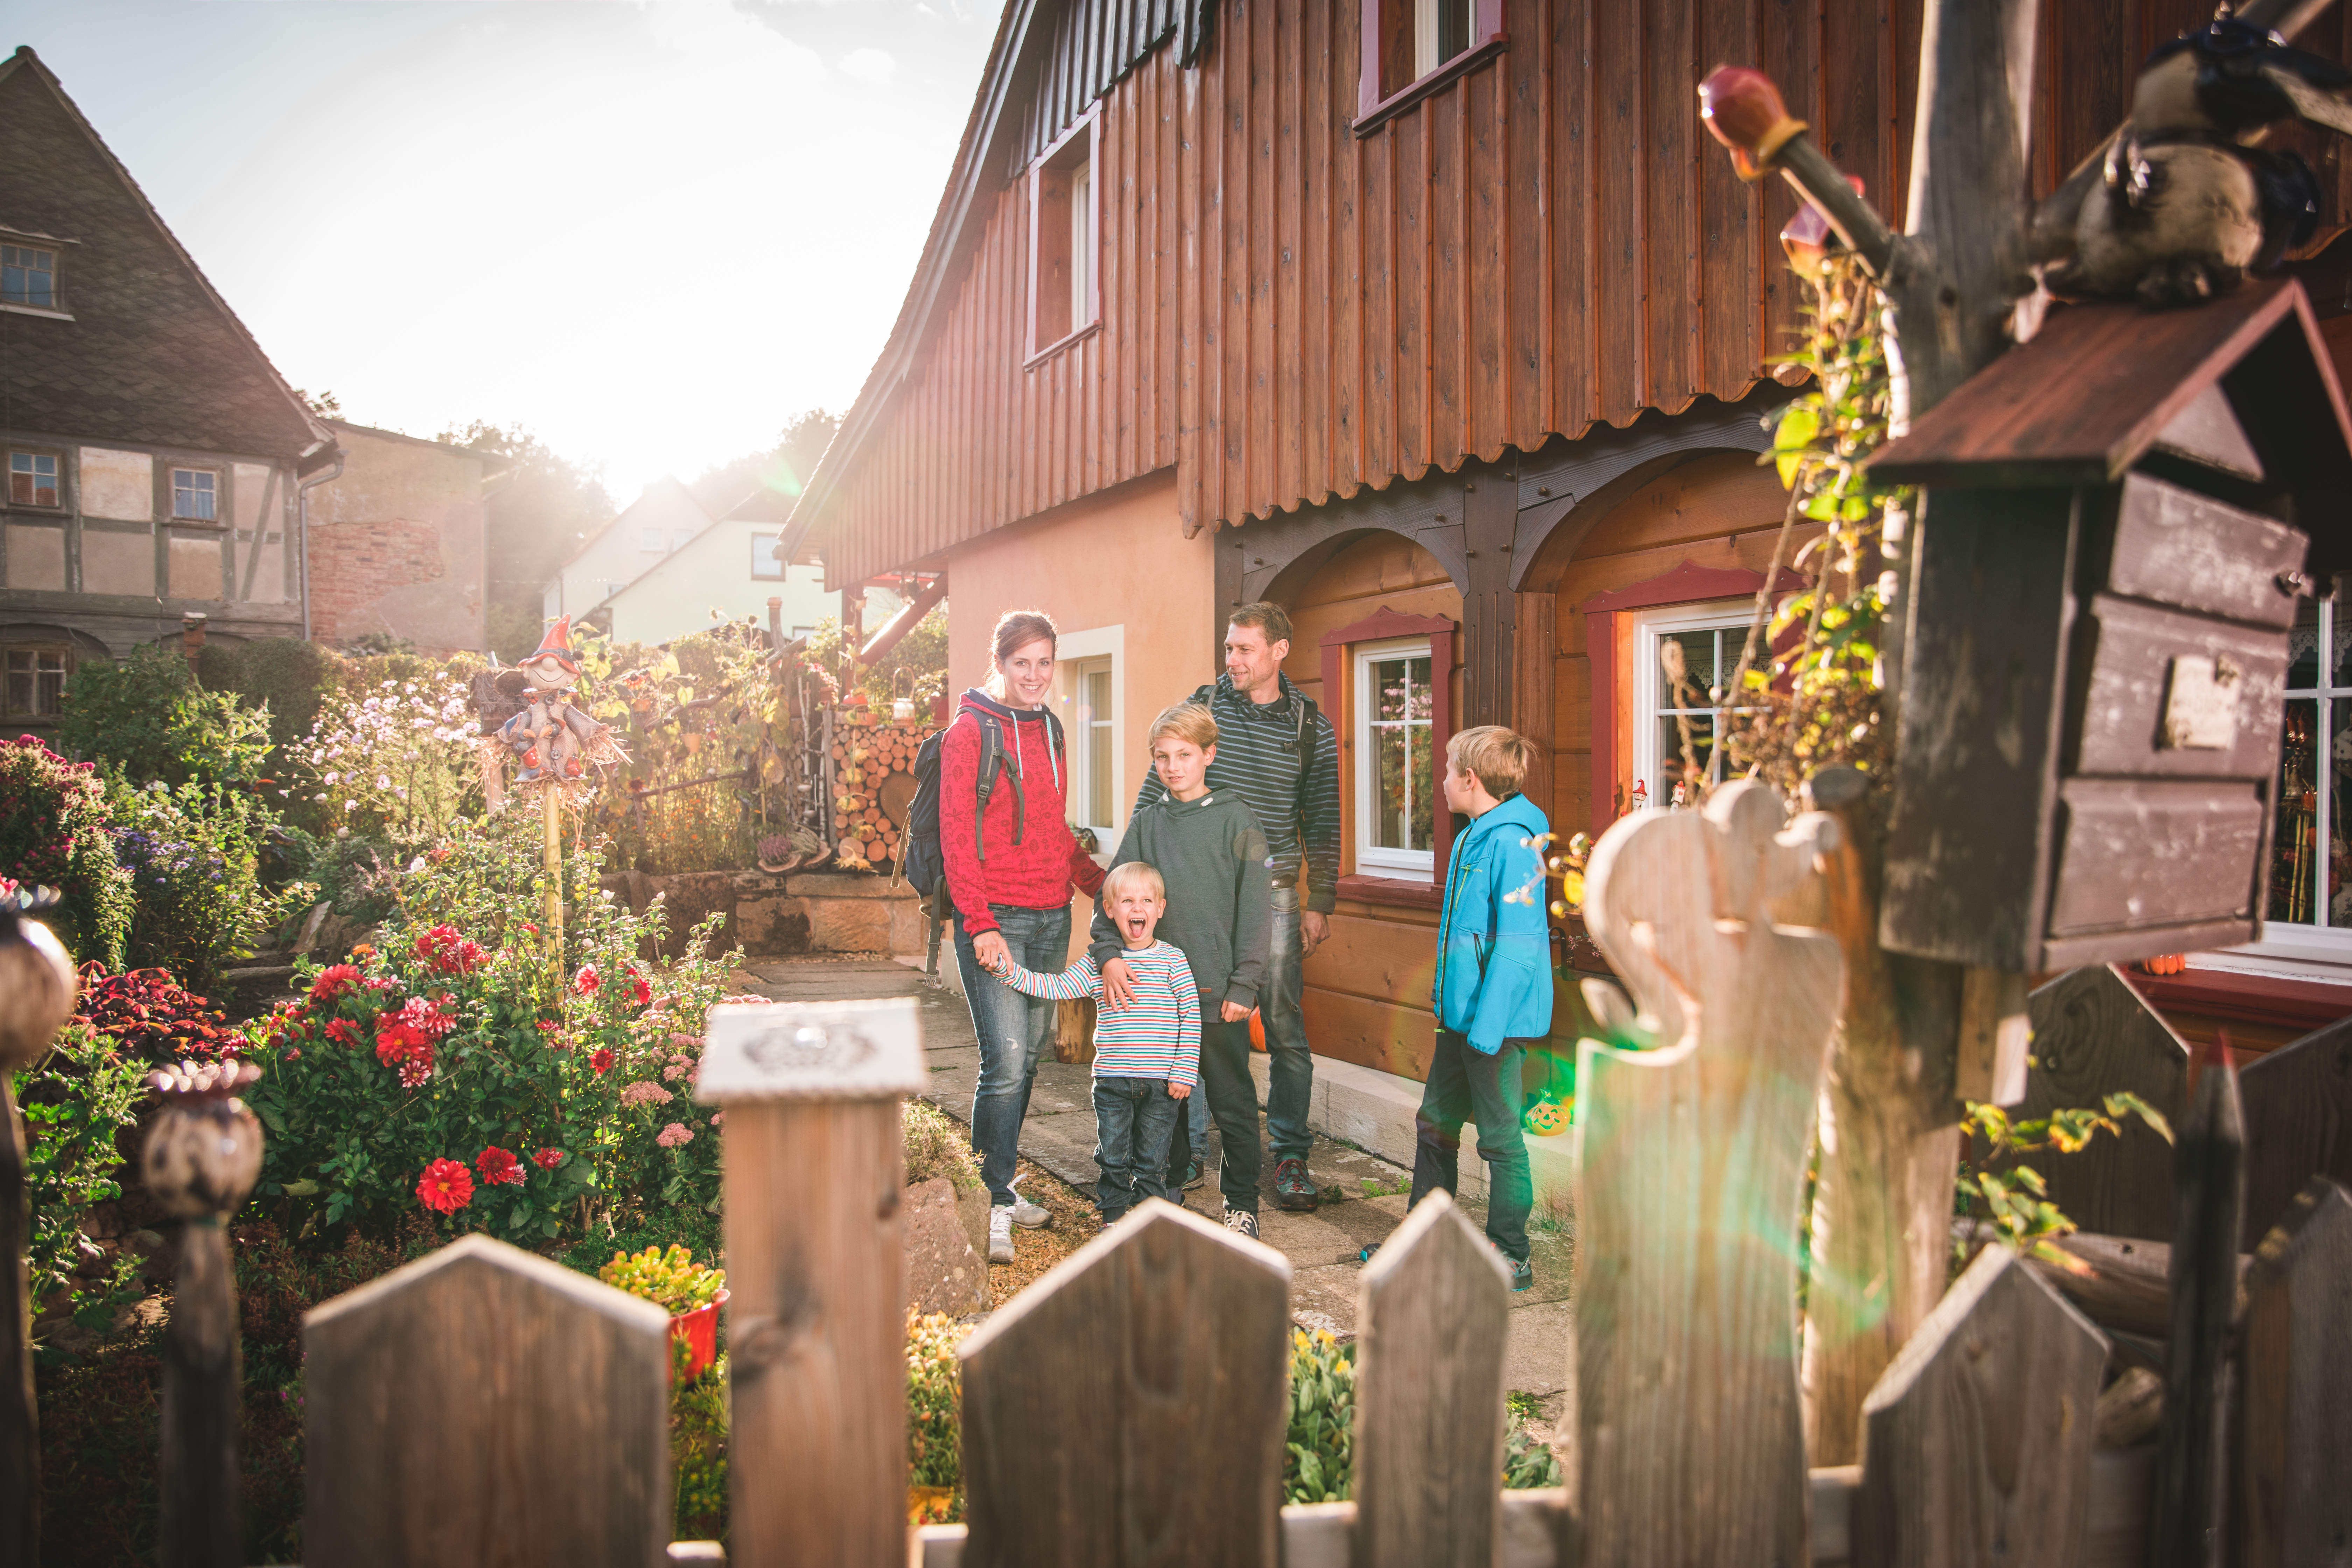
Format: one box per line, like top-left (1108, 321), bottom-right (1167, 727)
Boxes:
top-left (1359, 0), bottom-right (1505, 122)
top-left (1026, 116), bottom-right (1099, 362)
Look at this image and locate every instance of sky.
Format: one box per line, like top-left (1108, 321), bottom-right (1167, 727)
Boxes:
top-left (6, 0), bottom-right (1000, 496)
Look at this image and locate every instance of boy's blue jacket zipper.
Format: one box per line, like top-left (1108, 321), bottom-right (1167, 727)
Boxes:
top-left (1432, 791), bottom-right (1554, 1055)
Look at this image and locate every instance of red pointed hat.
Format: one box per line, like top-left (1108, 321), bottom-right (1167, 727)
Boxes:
top-left (525, 616), bottom-right (581, 678)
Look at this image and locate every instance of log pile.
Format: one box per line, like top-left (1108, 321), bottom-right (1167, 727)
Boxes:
top-left (828, 714), bottom-right (939, 867)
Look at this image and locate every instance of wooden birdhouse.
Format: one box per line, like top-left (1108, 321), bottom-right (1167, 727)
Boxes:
top-left (1869, 277), bottom-right (2352, 972)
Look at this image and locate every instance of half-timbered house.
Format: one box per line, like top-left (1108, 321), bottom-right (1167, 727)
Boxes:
top-left (789, 0), bottom-right (2352, 1111)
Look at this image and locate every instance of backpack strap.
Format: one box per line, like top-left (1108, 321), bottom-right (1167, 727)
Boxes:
top-left (972, 714), bottom-right (1003, 863)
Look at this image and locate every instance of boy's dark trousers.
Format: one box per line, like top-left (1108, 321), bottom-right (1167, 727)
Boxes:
top-left (1093, 1075), bottom-right (1183, 1220)
top-left (1408, 1029), bottom-right (1533, 1262)
top-left (1163, 1019), bottom-right (1263, 1212)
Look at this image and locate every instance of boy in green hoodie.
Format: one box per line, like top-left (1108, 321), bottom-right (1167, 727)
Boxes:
top-left (1092, 701), bottom-right (1275, 1239)
top-left (1409, 724), bottom-right (1552, 1289)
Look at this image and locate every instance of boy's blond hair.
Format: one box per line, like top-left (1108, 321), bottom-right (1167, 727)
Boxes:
top-left (1148, 701), bottom-right (1219, 751)
top-left (1102, 861), bottom-right (1167, 902)
top-left (1447, 725), bottom-right (1533, 798)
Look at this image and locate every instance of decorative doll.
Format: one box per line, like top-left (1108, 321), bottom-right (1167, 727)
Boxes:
top-left (497, 617), bottom-right (609, 784)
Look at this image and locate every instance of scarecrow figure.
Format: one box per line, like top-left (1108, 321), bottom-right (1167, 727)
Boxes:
top-left (497, 617), bottom-right (609, 784)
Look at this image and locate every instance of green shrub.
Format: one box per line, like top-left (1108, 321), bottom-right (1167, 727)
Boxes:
top-left (286, 672), bottom-right (482, 850)
top-left (56, 643), bottom-right (273, 788)
top-left (200, 637), bottom-right (342, 756)
top-left (907, 1311), bottom-right (970, 1509)
top-left (111, 779), bottom-right (313, 990)
top-left (243, 810), bottom-right (742, 1245)
top-left (904, 1099), bottom-right (981, 1192)
top-left (11, 1021), bottom-right (146, 1333)
top-left (600, 1242), bottom-right (724, 1312)
top-left (0, 735), bottom-right (132, 966)
top-left (672, 1353), bottom-right (729, 1539)
top-left (1285, 1326), bottom-right (1356, 1504)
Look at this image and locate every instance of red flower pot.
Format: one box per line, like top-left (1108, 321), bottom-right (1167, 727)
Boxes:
top-left (669, 1289), bottom-right (728, 1385)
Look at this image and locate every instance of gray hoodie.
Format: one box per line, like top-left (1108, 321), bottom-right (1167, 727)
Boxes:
top-left (1088, 790), bottom-right (1274, 1012)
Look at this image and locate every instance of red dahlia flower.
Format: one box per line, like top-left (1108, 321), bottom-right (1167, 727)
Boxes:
top-left (309, 964), bottom-right (363, 1004)
top-left (416, 1158), bottom-right (474, 1214)
top-left (475, 1146), bottom-right (525, 1186)
top-left (324, 1018), bottom-right (362, 1048)
top-left (589, 1047), bottom-right (615, 1077)
top-left (415, 924), bottom-right (487, 976)
top-left (532, 1147), bottom-right (565, 1170)
top-left (626, 968), bottom-right (652, 1009)
top-left (574, 964), bottom-right (600, 995)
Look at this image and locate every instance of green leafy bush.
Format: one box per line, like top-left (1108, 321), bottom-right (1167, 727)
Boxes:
top-left (242, 809), bottom-right (742, 1244)
top-left (11, 1021), bottom-right (146, 1334)
top-left (285, 672), bottom-right (482, 849)
top-left (111, 779), bottom-right (313, 990)
top-left (1285, 1326), bottom-right (1356, 1504)
top-left (0, 735), bottom-right (132, 966)
top-left (600, 1242), bottom-right (725, 1312)
top-left (672, 1353), bottom-right (728, 1539)
top-left (908, 1310), bottom-right (970, 1517)
top-left (56, 643), bottom-right (274, 788)
top-left (200, 637), bottom-right (342, 755)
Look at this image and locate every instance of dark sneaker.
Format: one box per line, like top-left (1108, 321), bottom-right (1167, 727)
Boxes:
top-left (1494, 1244), bottom-right (1533, 1292)
top-left (1182, 1159), bottom-right (1206, 1191)
top-left (1273, 1157), bottom-right (1320, 1211)
top-left (1222, 1205), bottom-right (1260, 1240)
top-left (1358, 1241), bottom-right (1381, 1265)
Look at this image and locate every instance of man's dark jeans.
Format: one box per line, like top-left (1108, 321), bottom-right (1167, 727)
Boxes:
top-left (953, 903), bottom-right (1072, 1207)
top-left (1409, 1029), bottom-right (1533, 1263)
top-left (1093, 1074), bottom-right (1182, 1219)
top-left (1164, 1018), bottom-right (1263, 1212)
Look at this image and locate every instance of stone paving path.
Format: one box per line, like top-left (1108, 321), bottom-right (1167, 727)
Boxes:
top-left (740, 955), bottom-right (1574, 1405)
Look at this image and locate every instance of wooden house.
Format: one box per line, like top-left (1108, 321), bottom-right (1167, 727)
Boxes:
top-left (785, 0), bottom-right (2352, 1096)
top-left (0, 46), bottom-right (336, 696)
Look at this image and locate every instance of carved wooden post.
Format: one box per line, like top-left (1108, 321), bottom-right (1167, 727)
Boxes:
top-left (1352, 1190), bottom-right (1510, 1568)
top-left (1576, 782), bottom-right (1843, 1566)
top-left (2150, 1048), bottom-right (2244, 1568)
top-left (2237, 1014), bottom-right (2352, 1243)
top-left (1849, 1246), bottom-right (2108, 1568)
top-left (2237, 1176), bottom-right (2352, 1567)
top-left (697, 996), bottom-right (923, 1568)
top-left (0, 893), bottom-right (77, 1568)
top-left (2012, 967), bottom-right (2189, 1242)
top-left (959, 1199), bottom-right (1289, 1568)
top-left (144, 1058), bottom-right (263, 1568)
top-left (304, 1233), bottom-right (670, 1567)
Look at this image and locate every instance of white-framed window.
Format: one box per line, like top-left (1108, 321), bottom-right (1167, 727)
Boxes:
top-left (1053, 624), bottom-right (1124, 849)
top-left (8, 451), bottom-right (59, 509)
top-left (2, 645), bottom-right (68, 719)
top-left (1354, 636), bottom-right (1436, 879)
top-left (750, 532), bottom-right (785, 580)
top-left (1630, 598), bottom-right (1753, 813)
top-left (1, 244), bottom-right (56, 310)
top-left (2231, 594), bottom-right (2352, 969)
top-left (171, 468), bottom-right (217, 522)
top-left (1412, 0), bottom-right (1476, 79)
top-left (639, 527), bottom-right (666, 552)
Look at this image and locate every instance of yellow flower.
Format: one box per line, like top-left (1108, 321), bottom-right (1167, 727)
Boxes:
top-left (1315, 1328), bottom-right (1335, 1346)
top-left (1293, 1329), bottom-right (1310, 1350)
top-left (1334, 1358), bottom-right (1351, 1376)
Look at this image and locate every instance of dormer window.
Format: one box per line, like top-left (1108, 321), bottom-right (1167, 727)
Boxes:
top-left (172, 468), bottom-right (217, 522)
top-left (1026, 115), bottom-right (1100, 363)
top-left (9, 452), bottom-right (58, 508)
top-left (1, 243), bottom-right (55, 309)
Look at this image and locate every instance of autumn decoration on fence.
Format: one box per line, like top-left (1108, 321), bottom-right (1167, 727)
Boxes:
top-left (831, 710), bottom-right (941, 871)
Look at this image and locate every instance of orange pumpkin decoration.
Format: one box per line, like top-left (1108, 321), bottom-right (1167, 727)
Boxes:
top-left (1247, 1007), bottom-right (1266, 1051)
top-left (1524, 1099), bottom-right (1570, 1137)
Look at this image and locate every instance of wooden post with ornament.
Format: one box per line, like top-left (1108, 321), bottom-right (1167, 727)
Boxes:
top-left (697, 996), bottom-right (923, 1568)
top-left (144, 1059), bottom-right (265, 1568)
top-left (0, 891), bottom-right (80, 1568)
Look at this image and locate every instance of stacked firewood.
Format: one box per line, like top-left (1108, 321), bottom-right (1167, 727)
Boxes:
top-left (828, 714), bottom-right (939, 866)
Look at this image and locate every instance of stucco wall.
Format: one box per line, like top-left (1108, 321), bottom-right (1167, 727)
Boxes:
top-left (548, 479), bottom-right (708, 621)
top-left (607, 518), bottom-right (837, 648)
top-left (306, 425), bottom-right (488, 652)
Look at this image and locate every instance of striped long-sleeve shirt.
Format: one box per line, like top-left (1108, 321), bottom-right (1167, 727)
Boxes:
top-left (1132, 673), bottom-right (1342, 913)
top-left (993, 941), bottom-right (1201, 1088)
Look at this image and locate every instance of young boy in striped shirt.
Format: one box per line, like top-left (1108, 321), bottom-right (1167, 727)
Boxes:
top-left (981, 861), bottom-right (1199, 1228)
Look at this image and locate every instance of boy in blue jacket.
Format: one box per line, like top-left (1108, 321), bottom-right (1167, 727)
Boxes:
top-left (1413, 724), bottom-right (1552, 1289)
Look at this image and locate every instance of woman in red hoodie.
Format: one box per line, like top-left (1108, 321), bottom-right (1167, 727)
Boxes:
top-left (943, 609), bottom-right (1106, 1262)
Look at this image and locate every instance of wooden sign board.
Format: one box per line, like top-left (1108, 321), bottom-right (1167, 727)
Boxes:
top-left (694, 996), bottom-right (926, 1103)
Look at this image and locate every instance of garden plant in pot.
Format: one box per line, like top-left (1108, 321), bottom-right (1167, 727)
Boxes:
top-left (601, 1242), bottom-right (728, 1383)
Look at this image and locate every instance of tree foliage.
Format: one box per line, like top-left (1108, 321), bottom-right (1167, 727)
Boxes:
top-left (438, 418), bottom-right (617, 664)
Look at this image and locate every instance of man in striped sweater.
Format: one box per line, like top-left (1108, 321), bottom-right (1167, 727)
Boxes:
top-left (983, 861), bottom-right (1199, 1228)
top-left (1117, 601), bottom-right (1340, 1212)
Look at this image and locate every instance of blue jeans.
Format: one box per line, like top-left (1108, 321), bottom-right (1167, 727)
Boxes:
top-left (954, 903), bottom-right (1072, 1206)
top-left (1092, 1074), bottom-right (1182, 1219)
top-left (1262, 887), bottom-right (1314, 1160)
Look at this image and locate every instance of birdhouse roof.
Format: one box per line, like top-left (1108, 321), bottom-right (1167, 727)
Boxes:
top-left (1870, 279), bottom-right (2352, 562)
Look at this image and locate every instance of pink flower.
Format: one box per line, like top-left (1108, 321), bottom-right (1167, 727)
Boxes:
top-left (661, 1062), bottom-right (688, 1082)
top-left (532, 1147), bottom-right (565, 1170)
top-left (710, 1111), bottom-right (725, 1128)
top-left (589, 1047), bottom-right (615, 1077)
top-left (573, 964), bottom-right (599, 995)
top-left (286, 1048), bottom-right (301, 1061)
top-left (475, 1146), bottom-right (525, 1186)
top-left (656, 1121), bottom-right (695, 1148)
top-left (620, 1081), bottom-right (673, 1107)
top-left (416, 1158), bottom-right (473, 1214)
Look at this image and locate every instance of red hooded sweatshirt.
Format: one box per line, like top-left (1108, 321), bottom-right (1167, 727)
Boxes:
top-left (939, 687), bottom-right (1105, 936)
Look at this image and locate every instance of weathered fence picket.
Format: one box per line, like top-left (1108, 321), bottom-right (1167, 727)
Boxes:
top-left (957, 1197), bottom-right (1290, 1568)
top-left (2014, 966), bottom-right (2188, 1242)
top-left (697, 997), bottom-right (926, 1568)
top-left (303, 1233), bottom-right (671, 1568)
top-left (1351, 1190), bottom-right (1511, 1568)
top-left (2149, 1050), bottom-right (2244, 1568)
top-left (2236, 1014), bottom-right (2352, 1243)
top-left (1847, 1246), bottom-right (2107, 1568)
top-left (2236, 1175), bottom-right (2352, 1567)
top-left (1575, 783), bottom-right (1844, 1567)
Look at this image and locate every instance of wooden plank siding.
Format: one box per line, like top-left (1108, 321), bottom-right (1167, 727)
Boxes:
top-left (807, 0), bottom-right (2352, 598)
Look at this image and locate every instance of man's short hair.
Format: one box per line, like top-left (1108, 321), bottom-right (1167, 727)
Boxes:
top-left (1103, 861), bottom-right (1167, 902)
top-left (1447, 725), bottom-right (1533, 798)
top-left (1228, 601), bottom-right (1294, 648)
top-left (1148, 701), bottom-right (1219, 751)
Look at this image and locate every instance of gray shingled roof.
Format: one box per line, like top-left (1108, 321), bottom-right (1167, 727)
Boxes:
top-left (0, 47), bottom-right (328, 462)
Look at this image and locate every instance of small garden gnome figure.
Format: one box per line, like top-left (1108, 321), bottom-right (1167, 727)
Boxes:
top-left (498, 617), bottom-right (607, 784)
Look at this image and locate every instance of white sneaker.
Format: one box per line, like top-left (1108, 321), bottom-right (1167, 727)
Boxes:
top-left (1222, 1205), bottom-right (1259, 1240)
top-left (988, 1204), bottom-right (1015, 1264)
top-left (1005, 1180), bottom-right (1050, 1228)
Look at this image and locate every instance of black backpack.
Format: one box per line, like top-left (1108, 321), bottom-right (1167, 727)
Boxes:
top-left (899, 705), bottom-right (1066, 902)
